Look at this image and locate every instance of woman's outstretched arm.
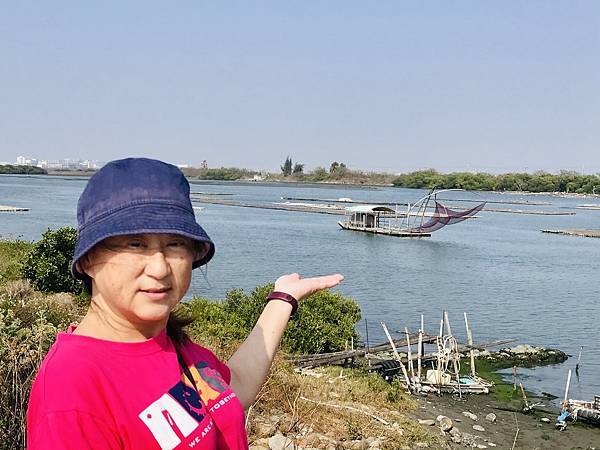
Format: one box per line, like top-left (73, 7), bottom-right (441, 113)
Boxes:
top-left (226, 273), bottom-right (343, 409)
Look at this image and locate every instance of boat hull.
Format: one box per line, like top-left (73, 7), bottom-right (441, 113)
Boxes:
top-left (338, 221), bottom-right (431, 238)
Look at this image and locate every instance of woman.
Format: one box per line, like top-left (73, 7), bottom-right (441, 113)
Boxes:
top-left (27, 158), bottom-right (343, 449)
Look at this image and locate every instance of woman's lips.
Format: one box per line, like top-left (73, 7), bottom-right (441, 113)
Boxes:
top-left (140, 288), bottom-right (171, 300)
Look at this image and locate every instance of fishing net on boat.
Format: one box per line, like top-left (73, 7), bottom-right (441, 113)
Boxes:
top-left (408, 201), bottom-right (486, 233)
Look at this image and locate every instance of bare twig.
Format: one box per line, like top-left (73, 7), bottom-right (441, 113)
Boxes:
top-left (299, 396), bottom-right (390, 426)
top-left (511, 413), bottom-right (520, 450)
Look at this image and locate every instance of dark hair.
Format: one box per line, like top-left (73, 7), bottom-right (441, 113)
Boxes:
top-left (166, 310), bottom-right (194, 345)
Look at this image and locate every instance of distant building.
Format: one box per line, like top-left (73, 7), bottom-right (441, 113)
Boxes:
top-left (14, 156), bottom-right (104, 170)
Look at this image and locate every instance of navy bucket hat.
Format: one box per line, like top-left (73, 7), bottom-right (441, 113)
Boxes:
top-left (71, 157), bottom-right (215, 280)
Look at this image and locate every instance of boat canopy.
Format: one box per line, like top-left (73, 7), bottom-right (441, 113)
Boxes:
top-left (345, 205), bottom-right (395, 213)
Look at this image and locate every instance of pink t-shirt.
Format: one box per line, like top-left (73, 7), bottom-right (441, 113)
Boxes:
top-left (27, 326), bottom-right (248, 450)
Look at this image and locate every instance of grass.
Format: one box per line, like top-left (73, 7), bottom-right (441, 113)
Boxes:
top-left (244, 362), bottom-right (446, 449)
top-left (0, 240), bottom-right (33, 285)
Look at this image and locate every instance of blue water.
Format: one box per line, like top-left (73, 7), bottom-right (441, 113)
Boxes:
top-left (1, 174), bottom-right (599, 402)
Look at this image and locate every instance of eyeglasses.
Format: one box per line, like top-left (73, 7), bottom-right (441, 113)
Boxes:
top-left (98, 236), bottom-right (199, 261)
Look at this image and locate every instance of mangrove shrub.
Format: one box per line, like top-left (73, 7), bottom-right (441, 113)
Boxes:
top-left (186, 284), bottom-right (361, 355)
top-left (21, 227), bottom-right (83, 295)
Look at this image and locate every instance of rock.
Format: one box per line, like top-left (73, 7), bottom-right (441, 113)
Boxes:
top-left (508, 344), bottom-right (536, 354)
top-left (473, 424), bottom-right (485, 432)
top-left (366, 438), bottom-right (382, 449)
top-left (342, 439), bottom-right (366, 449)
top-left (417, 419), bottom-right (436, 426)
top-left (414, 443), bottom-right (429, 448)
top-left (449, 428), bottom-right (461, 439)
top-left (268, 433), bottom-right (294, 450)
top-left (540, 417), bottom-right (551, 423)
top-left (476, 445), bottom-right (488, 449)
top-left (460, 433), bottom-right (481, 447)
top-left (437, 415), bottom-right (453, 432)
top-left (485, 413), bottom-right (497, 423)
top-left (488, 443), bottom-right (497, 448)
top-left (462, 411), bottom-right (478, 421)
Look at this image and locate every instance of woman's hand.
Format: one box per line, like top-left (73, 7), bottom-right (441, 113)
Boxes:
top-left (273, 272), bottom-right (344, 301)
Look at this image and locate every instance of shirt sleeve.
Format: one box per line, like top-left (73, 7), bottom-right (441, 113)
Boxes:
top-left (28, 410), bottom-right (122, 450)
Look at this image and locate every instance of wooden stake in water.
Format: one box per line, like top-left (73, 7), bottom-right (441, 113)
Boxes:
top-left (364, 319), bottom-right (370, 353)
top-left (464, 312), bottom-right (476, 377)
top-left (405, 327), bottom-right (414, 378)
top-left (417, 328), bottom-right (423, 380)
top-left (576, 346), bottom-right (583, 376)
top-left (444, 311), bottom-right (462, 397)
top-left (444, 310), bottom-right (452, 336)
top-left (381, 321), bottom-right (412, 391)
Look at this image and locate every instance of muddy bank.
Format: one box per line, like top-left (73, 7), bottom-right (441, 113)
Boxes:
top-left (412, 392), bottom-right (600, 449)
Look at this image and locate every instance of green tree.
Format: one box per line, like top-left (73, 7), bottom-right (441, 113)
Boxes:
top-left (309, 167), bottom-right (329, 182)
top-left (292, 163), bottom-right (304, 174)
top-left (281, 156), bottom-right (293, 176)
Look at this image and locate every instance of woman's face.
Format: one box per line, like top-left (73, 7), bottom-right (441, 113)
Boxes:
top-left (82, 233), bottom-right (198, 326)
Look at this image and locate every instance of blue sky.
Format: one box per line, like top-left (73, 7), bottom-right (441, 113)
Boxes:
top-left (1, 1), bottom-right (598, 173)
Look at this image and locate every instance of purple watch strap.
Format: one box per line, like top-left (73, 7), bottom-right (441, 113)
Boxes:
top-left (266, 291), bottom-right (298, 316)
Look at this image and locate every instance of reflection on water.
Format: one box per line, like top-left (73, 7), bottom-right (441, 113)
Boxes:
top-left (1, 174), bottom-right (599, 400)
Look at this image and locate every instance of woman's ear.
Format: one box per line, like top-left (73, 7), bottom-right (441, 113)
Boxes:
top-left (195, 242), bottom-right (209, 261)
top-left (76, 251), bottom-right (95, 277)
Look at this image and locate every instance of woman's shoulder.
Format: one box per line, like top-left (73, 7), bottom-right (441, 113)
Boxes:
top-left (30, 333), bottom-right (109, 408)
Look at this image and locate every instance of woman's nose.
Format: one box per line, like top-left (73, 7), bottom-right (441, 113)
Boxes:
top-left (143, 250), bottom-right (171, 278)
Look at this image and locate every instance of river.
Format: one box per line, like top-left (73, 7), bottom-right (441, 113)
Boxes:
top-left (1, 174), bottom-right (598, 402)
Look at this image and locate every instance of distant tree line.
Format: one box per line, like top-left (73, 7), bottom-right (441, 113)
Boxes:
top-left (184, 167), bottom-right (259, 181)
top-left (182, 157), bottom-right (600, 193)
top-left (391, 169), bottom-right (600, 194)
top-left (0, 165), bottom-right (47, 175)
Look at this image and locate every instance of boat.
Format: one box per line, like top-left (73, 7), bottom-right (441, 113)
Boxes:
top-left (337, 189), bottom-right (486, 237)
top-left (337, 205), bottom-right (431, 237)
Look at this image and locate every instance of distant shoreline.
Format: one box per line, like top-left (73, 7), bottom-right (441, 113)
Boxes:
top-left (3, 171), bottom-right (600, 198)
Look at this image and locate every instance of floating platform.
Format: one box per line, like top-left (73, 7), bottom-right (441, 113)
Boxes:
top-left (541, 229), bottom-right (600, 238)
top-left (0, 205), bottom-right (28, 212)
top-left (191, 195), bottom-right (569, 216)
top-left (283, 195), bottom-right (553, 207)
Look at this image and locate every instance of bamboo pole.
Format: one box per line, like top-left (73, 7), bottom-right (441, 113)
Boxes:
top-left (381, 321), bottom-right (412, 391)
top-left (576, 346), bottom-right (583, 375)
top-left (444, 311), bottom-right (462, 397)
top-left (405, 327), bottom-right (414, 378)
top-left (519, 382), bottom-right (531, 411)
top-left (464, 312), bottom-right (476, 377)
top-left (417, 330), bottom-right (423, 380)
top-left (563, 369), bottom-right (572, 407)
top-left (443, 310), bottom-right (452, 336)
